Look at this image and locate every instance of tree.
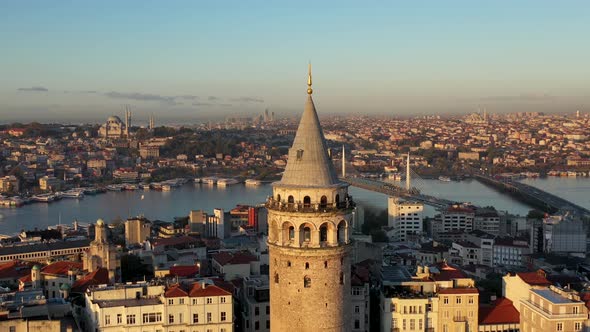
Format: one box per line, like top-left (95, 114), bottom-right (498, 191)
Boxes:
top-left (527, 209), bottom-right (545, 220)
top-left (120, 254), bottom-right (152, 282)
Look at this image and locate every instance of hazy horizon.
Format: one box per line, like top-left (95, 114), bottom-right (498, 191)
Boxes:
top-left (2, 1), bottom-right (589, 122)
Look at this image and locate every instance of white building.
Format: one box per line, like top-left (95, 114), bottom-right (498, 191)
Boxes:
top-left (387, 197), bottom-right (424, 242)
top-left (84, 281), bottom-right (233, 332)
top-left (493, 237), bottom-right (529, 268)
top-left (473, 208), bottom-right (501, 235)
top-left (431, 204), bottom-right (475, 240)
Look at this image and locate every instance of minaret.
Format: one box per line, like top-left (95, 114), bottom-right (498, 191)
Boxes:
top-left (406, 152), bottom-right (411, 191)
top-left (342, 145), bottom-right (346, 178)
top-left (267, 64), bottom-right (353, 332)
top-left (125, 106), bottom-right (131, 137)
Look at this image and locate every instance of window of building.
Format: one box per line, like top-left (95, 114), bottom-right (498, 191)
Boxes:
top-left (402, 319), bottom-right (406, 330)
top-left (426, 303), bottom-right (432, 312)
top-left (193, 314), bottom-right (199, 323)
top-left (207, 312), bottom-right (212, 323)
top-left (168, 299), bottom-right (174, 305)
top-left (255, 306), bottom-right (260, 316)
top-left (143, 313), bottom-right (162, 323)
top-left (192, 298), bottom-right (198, 305)
top-left (117, 314), bottom-right (122, 324)
top-left (339, 272), bottom-right (344, 285)
top-left (179, 313), bottom-right (183, 323)
top-left (575, 322), bottom-right (582, 331)
top-left (274, 273), bottom-right (279, 283)
top-left (456, 297), bottom-right (462, 304)
top-left (255, 321), bottom-right (260, 330)
top-left (304, 276), bottom-right (311, 288)
top-left (266, 306), bottom-right (270, 314)
top-left (410, 319), bottom-right (415, 330)
top-left (266, 320), bottom-right (270, 329)
top-left (221, 312), bottom-right (226, 321)
top-left (105, 315), bottom-right (111, 325)
top-left (288, 227), bottom-right (295, 240)
top-left (168, 314), bottom-right (174, 324)
top-left (303, 227), bottom-right (311, 242)
top-left (126, 315), bottom-right (136, 324)
top-left (419, 319), bottom-right (423, 330)
top-left (179, 298), bottom-right (184, 304)
top-left (468, 296), bottom-right (474, 304)
top-left (443, 297), bottom-right (449, 304)
top-left (354, 320), bottom-right (360, 329)
top-left (221, 296), bottom-right (226, 303)
top-left (305, 262), bottom-right (309, 269)
top-left (557, 322), bottom-right (563, 331)
top-left (207, 298), bottom-right (212, 304)
top-left (573, 306), bottom-right (579, 314)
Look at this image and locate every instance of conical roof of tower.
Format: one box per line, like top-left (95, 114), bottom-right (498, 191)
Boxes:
top-left (278, 67), bottom-right (340, 187)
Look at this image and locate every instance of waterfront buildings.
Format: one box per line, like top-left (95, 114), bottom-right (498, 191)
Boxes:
top-left (267, 66), bottom-right (353, 331)
top-left (0, 239), bottom-right (90, 263)
top-left (0, 175), bottom-right (19, 193)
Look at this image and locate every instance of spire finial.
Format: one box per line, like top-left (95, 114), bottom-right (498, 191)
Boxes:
top-left (307, 62), bottom-right (313, 95)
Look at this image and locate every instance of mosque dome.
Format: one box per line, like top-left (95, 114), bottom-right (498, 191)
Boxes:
top-left (96, 218), bottom-right (105, 226)
top-left (107, 115), bottom-right (123, 123)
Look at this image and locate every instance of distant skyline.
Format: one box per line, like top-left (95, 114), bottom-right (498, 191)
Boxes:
top-left (1, 1), bottom-right (589, 123)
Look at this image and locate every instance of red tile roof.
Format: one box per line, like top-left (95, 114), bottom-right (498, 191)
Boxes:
top-left (212, 251), bottom-right (257, 266)
top-left (517, 269), bottom-right (551, 286)
top-left (0, 260), bottom-right (35, 280)
top-left (169, 265), bottom-right (200, 278)
top-left (165, 284), bottom-right (189, 297)
top-left (432, 261), bottom-right (467, 281)
top-left (42, 261), bottom-right (83, 276)
top-left (479, 297), bottom-right (520, 325)
top-left (188, 282), bottom-right (231, 297)
top-left (153, 236), bottom-right (199, 248)
top-left (71, 268), bottom-right (110, 292)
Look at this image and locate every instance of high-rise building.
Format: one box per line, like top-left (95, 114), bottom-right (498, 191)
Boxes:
top-left (124, 217), bottom-right (151, 247)
top-left (387, 197), bottom-right (424, 242)
top-left (267, 65), bottom-right (353, 331)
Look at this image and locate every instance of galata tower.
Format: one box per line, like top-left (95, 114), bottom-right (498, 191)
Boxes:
top-left (267, 64), bottom-right (353, 331)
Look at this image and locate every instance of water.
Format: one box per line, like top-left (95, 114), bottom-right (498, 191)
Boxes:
top-left (0, 178), bottom-right (587, 235)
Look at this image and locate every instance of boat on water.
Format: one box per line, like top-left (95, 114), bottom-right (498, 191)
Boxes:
top-left (32, 194), bottom-right (56, 202)
top-left (194, 178), bottom-right (202, 184)
top-left (61, 190), bottom-right (84, 199)
top-left (0, 196), bottom-right (26, 207)
top-left (141, 184), bottom-right (151, 190)
top-left (245, 179), bottom-right (261, 186)
top-left (122, 184), bottom-right (138, 191)
top-left (162, 184), bottom-right (172, 192)
top-left (217, 178), bottom-right (239, 187)
top-left (438, 176), bottom-right (451, 182)
top-left (202, 177), bottom-right (217, 185)
top-left (106, 184), bottom-right (123, 191)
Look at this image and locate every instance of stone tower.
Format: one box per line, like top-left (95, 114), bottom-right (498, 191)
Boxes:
top-left (267, 64), bottom-right (353, 332)
top-left (83, 219), bottom-right (120, 283)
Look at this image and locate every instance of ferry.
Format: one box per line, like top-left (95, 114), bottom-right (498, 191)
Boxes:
top-left (122, 184), bottom-right (138, 191)
top-left (32, 194), bottom-right (56, 202)
top-left (245, 179), bottom-right (261, 186)
top-left (106, 184), bottom-right (123, 191)
top-left (162, 184), bottom-right (172, 192)
top-left (438, 176), bottom-right (451, 182)
top-left (61, 190), bottom-right (84, 199)
top-left (202, 177), bottom-right (217, 185)
top-left (217, 178), bottom-right (239, 187)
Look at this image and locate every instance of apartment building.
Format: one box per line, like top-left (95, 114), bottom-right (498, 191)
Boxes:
top-left (520, 286), bottom-right (587, 332)
top-left (431, 205), bottom-right (475, 240)
top-left (84, 281), bottom-right (233, 332)
top-left (388, 197), bottom-right (425, 242)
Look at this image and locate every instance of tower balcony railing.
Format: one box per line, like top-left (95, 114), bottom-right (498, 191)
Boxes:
top-left (266, 196), bottom-right (355, 213)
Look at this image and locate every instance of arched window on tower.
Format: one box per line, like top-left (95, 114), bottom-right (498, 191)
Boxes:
top-left (319, 224), bottom-right (328, 244)
top-left (320, 195), bottom-right (327, 208)
top-left (337, 220), bottom-right (347, 244)
top-left (277, 194), bottom-right (281, 202)
top-left (303, 196), bottom-right (311, 208)
top-left (288, 195), bottom-right (294, 205)
top-left (335, 194), bottom-right (340, 208)
top-left (304, 276), bottom-right (311, 288)
top-left (288, 226), bottom-right (295, 241)
top-left (274, 273), bottom-right (279, 284)
top-left (303, 227), bottom-right (311, 242)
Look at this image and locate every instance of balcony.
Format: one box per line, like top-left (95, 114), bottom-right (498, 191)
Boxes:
top-left (266, 196), bottom-right (355, 213)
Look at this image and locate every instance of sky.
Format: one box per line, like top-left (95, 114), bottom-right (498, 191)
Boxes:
top-left (1, 1), bottom-right (589, 124)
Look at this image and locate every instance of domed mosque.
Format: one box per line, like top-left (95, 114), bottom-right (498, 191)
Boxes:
top-left (98, 107), bottom-right (131, 138)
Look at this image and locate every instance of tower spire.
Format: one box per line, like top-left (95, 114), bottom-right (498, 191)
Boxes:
top-left (307, 62), bottom-right (313, 95)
